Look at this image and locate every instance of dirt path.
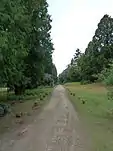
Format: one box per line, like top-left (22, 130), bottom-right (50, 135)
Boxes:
top-left (0, 85), bottom-right (89, 151)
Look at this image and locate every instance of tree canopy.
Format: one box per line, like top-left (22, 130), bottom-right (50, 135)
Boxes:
top-left (0, 0), bottom-right (57, 94)
top-left (59, 14), bottom-right (113, 84)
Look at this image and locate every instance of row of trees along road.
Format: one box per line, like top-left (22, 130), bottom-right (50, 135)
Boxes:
top-left (0, 0), bottom-right (57, 95)
top-left (59, 14), bottom-right (113, 84)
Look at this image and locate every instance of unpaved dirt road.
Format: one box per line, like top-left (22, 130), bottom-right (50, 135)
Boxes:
top-left (0, 85), bottom-right (89, 151)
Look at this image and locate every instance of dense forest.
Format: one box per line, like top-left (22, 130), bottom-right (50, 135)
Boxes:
top-left (0, 0), bottom-right (57, 95)
top-left (59, 14), bottom-right (113, 86)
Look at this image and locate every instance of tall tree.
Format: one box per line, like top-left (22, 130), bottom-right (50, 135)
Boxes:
top-left (0, 0), bottom-right (29, 94)
top-left (51, 64), bottom-right (57, 84)
top-left (0, 0), bottom-right (55, 94)
top-left (81, 14), bottom-right (113, 81)
top-left (26, 0), bottom-right (54, 88)
top-left (74, 48), bottom-right (81, 63)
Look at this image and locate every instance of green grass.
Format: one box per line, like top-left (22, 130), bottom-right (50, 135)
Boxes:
top-left (0, 87), bottom-right (52, 102)
top-left (65, 82), bottom-right (113, 151)
top-left (0, 87), bottom-right (53, 135)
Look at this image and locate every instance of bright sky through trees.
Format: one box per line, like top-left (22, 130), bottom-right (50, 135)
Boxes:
top-left (47, 0), bottom-right (113, 74)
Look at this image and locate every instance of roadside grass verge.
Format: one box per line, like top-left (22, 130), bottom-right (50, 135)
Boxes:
top-left (65, 82), bottom-right (113, 151)
top-left (0, 87), bottom-right (53, 135)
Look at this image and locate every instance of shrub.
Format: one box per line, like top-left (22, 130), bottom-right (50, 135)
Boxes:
top-left (45, 92), bottom-right (48, 96)
top-left (73, 93), bottom-right (75, 96)
top-left (80, 80), bottom-right (90, 85)
top-left (43, 95), bottom-right (45, 98)
top-left (40, 97), bottom-right (43, 101)
top-left (0, 106), bottom-right (5, 117)
top-left (0, 103), bottom-right (11, 117)
top-left (104, 71), bottom-right (113, 85)
top-left (98, 64), bottom-right (113, 85)
top-left (98, 68), bottom-right (110, 82)
top-left (7, 95), bottom-right (24, 101)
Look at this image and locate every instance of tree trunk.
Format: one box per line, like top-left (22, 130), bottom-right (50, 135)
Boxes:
top-left (14, 85), bottom-right (25, 95)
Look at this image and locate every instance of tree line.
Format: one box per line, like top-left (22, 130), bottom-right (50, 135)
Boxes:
top-left (59, 14), bottom-right (113, 85)
top-left (0, 0), bottom-right (57, 95)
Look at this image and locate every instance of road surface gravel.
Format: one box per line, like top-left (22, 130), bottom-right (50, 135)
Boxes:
top-left (0, 85), bottom-right (89, 151)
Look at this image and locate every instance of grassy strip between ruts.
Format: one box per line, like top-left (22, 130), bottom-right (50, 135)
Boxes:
top-left (0, 87), bottom-right (53, 135)
top-left (65, 82), bottom-right (113, 151)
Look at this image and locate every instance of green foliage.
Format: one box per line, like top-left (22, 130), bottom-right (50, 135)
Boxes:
top-left (80, 80), bottom-right (90, 85)
top-left (82, 14), bottom-right (113, 81)
top-left (0, 0), bottom-right (56, 93)
top-left (0, 0), bottom-right (29, 91)
top-left (104, 69), bottom-right (113, 85)
top-left (59, 49), bottom-right (82, 83)
top-left (98, 63), bottom-right (113, 86)
top-left (1, 87), bottom-right (52, 104)
top-left (25, 0), bottom-right (54, 88)
top-left (7, 95), bottom-right (24, 101)
top-left (60, 14), bottom-right (113, 84)
top-left (59, 68), bottom-right (69, 83)
top-left (51, 64), bottom-right (57, 84)
top-left (98, 68), bottom-right (110, 82)
top-left (68, 66), bottom-right (81, 82)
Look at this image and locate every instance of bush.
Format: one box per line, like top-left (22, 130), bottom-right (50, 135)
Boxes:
top-left (7, 95), bottom-right (24, 101)
top-left (80, 80), bottom-right (90, 85)
top-left (0, 106), bottom-right (5, 117)
top-left (73, 93), bottom-right (75, 96)
top-left (40, 97), bottom-right (43, 101)
top-left (107, 87), bottom-right (113, 101)
top-left (45, 92), bottom-right (48, 96)
top-left (104, 70), bottom-right (113, 85)
top-left (98, 64), bottom-right (113, 85)
top-left (0, 103), bottom-right (11, 117)
top-left (98, 68), bottom-right (110, 82)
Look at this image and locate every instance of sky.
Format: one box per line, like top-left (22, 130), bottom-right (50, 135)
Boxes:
top-left (47, 0), bottom-right (113, 74)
